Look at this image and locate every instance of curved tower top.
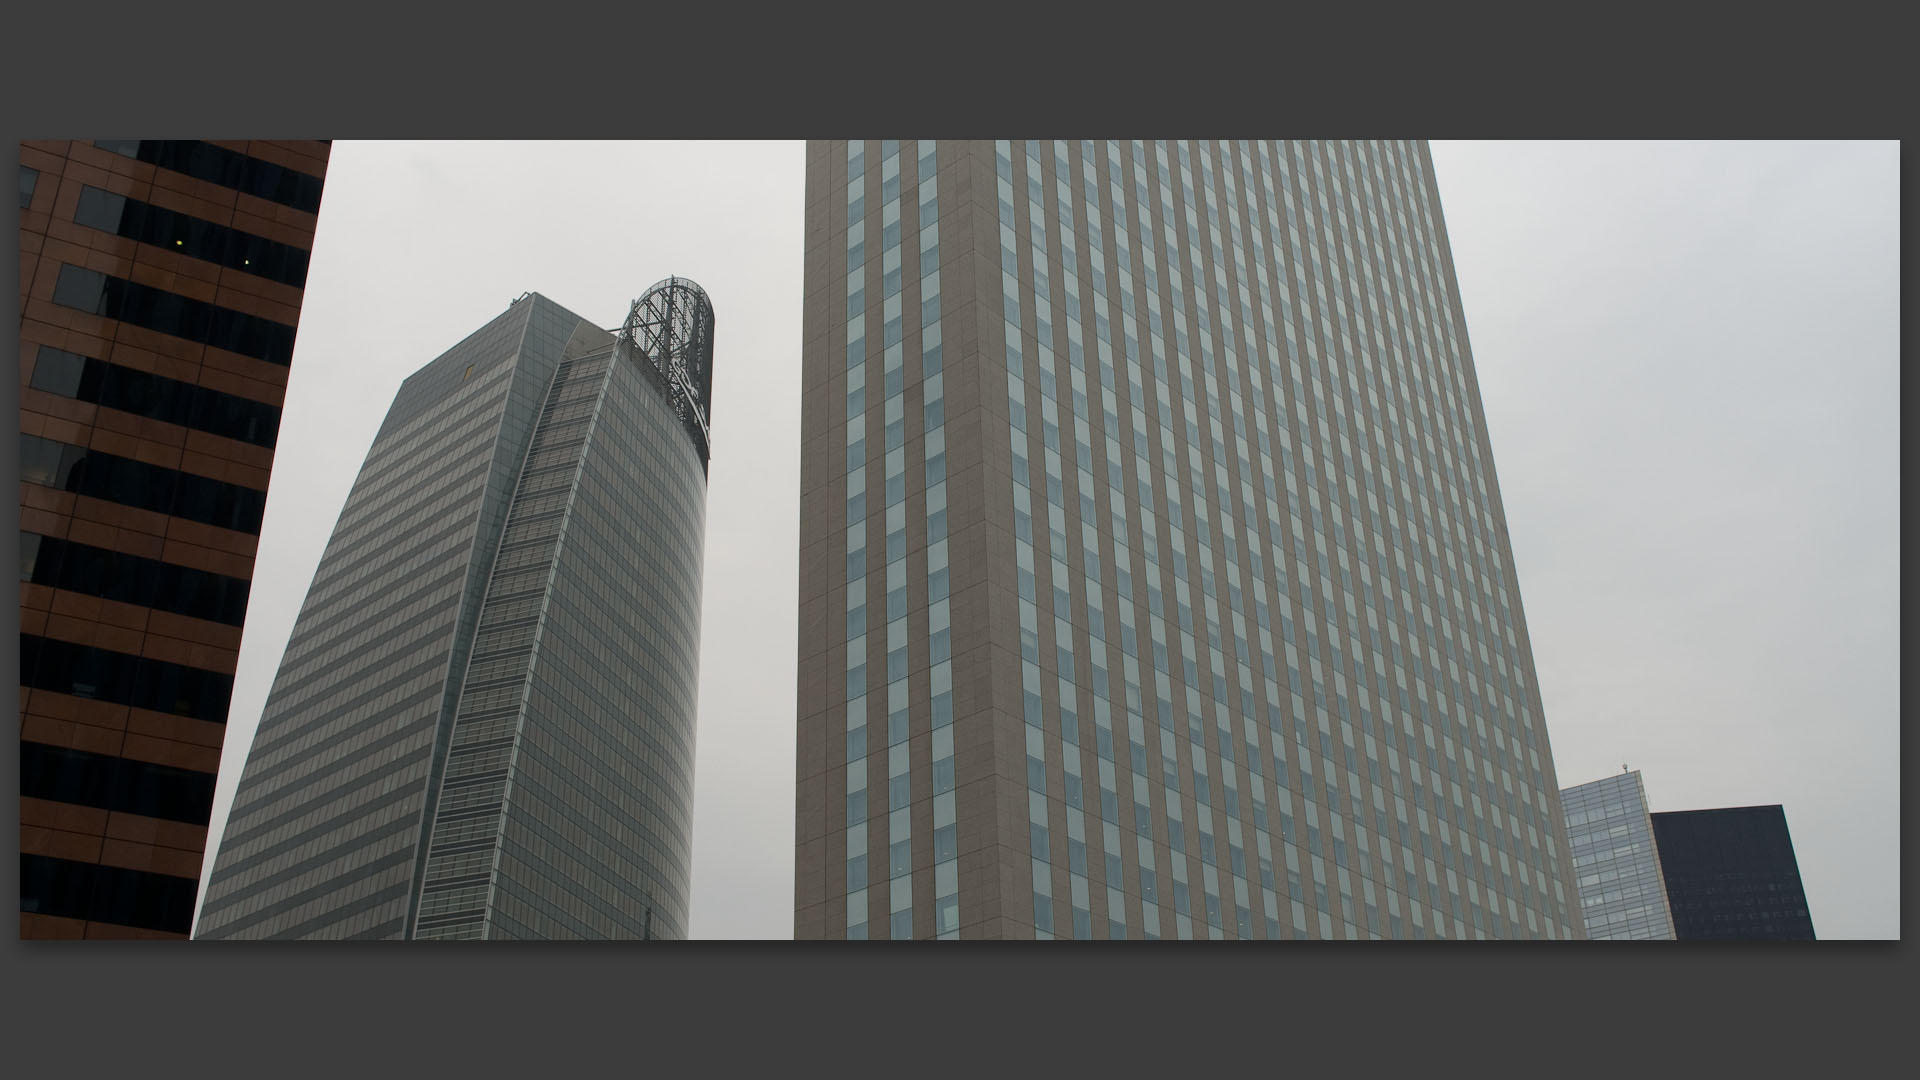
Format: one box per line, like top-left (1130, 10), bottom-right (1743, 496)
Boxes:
top-left (620, 275), bottom-right (715, 467)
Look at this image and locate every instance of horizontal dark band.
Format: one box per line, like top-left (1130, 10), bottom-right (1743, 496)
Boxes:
top-left (21, 853), bottom-right (198, 935)
top-left (30, 344), bottom-right (282, 450)
top-left (22, 531), bottom-right (252, 627)
top-left (20, 633), bottom-right (235, 724)
top-left (74, 185), bottom-right (311, 289)
top-left (92, 140), bottom-right (323, 215)
top-left (52, 263), bottom-right (299, 367)
top-left (21, 740), bottom-right (217, 826)
top-left (20, 433), bottom-right (267, 535)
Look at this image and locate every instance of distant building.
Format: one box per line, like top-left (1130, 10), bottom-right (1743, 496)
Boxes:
top-left (197, 281), bottom-right (714, 939)
top-left (1559, 771), bottom-right (1674, 939)
top-left (1651, 806), bottom-right (1815, 941)
top-left (19, 140), bottom-right (330, 939)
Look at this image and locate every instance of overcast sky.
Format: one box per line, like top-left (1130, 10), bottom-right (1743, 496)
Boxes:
top-left (192, 141), bottom-right (1898, 940)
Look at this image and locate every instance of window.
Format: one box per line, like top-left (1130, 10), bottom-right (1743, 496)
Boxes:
top-left (93, 140), bottom-right (323, 214)
top-left (23, 532), bottom-right (252, 625)
top-left (19, 634), bottom-right (234, 722)
top-left (30, 346), bottom-right (281, 448)
top-left (20, 434), bottom-right (267, 534)
top-left (21, 854), bottom-right (198, 933)
top-left (21, 741), bottom-right (217, 823)
top-left (50, 264), bottom-right (299, 365)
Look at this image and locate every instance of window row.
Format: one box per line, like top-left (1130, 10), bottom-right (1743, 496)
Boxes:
top-left (73, 185), bottom-right (312, 288)
top-left (20, 633), bottom-right (235, 723)
top-left (21, 853), bottom-right (200, 934)
top-left (93, 139), bottom-right (324, 214)
top-left (21, 531), bottom-right (253, 626)
top-left (51, 264), bottom-right (300, 366)
top-left (21, 740), bottom-right (218, 825)
top-left (29, 344), bottom-right (283, 449)
top-left (20, 433), bottom-right (269, 535)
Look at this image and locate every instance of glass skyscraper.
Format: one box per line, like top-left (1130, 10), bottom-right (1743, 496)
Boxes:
top-left (197, 282), bottom-right (713, 939)
top-left (1560, 770), bottom-right (1675, 940)
top-left (795, 140), bottom-right (1584, 939)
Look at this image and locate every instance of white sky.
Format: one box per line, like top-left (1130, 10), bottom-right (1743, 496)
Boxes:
top-left (192, 141), bottom-right (1898, 940)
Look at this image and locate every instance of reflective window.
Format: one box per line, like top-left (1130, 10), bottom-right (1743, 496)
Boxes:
top-left (72, 185), bottom-right (311, 287)
top-left (21, 741), bottom-right (218, 824)
top-left (19, 633), bottom-right (234, 723)
top-left (30, 345), bottom-right (282, 448)
top-left (20, 433), bottom-right (268, 534)
top-left (22, 531), bottom-right (252, 626)
top-left (93, 139), bottom-right (324, 213)
top-left (50, 264), bottom-right (300, 365)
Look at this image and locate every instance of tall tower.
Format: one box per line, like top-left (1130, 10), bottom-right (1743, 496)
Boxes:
top-left (197, 282), bottom-right (713, 939)
top-left (795, 140), bottom-right (1584, 939)
top-left (19, 140), bottom-right (330, 939)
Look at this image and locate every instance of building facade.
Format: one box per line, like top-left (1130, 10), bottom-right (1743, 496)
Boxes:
top-left (1651, 806), bottom-right (1815, 941)
top-left (1560, 770), bottom-right (1674, 940)
top-left (19, 139), bottom-right (330, 939)
top-left (196, 283), bottom-right (712, 939)
top-left (795, 140), bottom-right (1585, 939)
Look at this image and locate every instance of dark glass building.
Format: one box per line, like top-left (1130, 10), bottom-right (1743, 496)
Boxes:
top-left (19, 139), bottom-right (330, 939)
top-left (195, 282), bottom-right (714, 939)
top-left (795, 141), bottom-right (1585, 939)
top-left (1650, 806), bottom-right (1815, 941)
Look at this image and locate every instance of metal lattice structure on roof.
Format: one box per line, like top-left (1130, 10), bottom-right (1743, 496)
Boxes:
top-left (619, 276), bottom-right (715, 461)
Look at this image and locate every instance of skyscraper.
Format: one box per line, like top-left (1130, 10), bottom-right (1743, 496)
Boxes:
top-left (19, 139), bottom-right (330, 939)
top-left (196, 281), bottom-right (714, 939)
top-left (1651, 806), bottom-right (1815, 941)
top-left (1560, 770), bottom-right (1675, 940)
top-left (795, 140), bottom-right (1584, 939)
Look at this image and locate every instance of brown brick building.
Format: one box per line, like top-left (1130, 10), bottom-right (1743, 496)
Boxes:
top-left (18, 139), bottom-right (330, 938)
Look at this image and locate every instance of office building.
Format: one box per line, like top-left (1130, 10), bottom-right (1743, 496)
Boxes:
top-left (795, 140), bottom-right (1585, 938)
top-left (1651, 806), bottom-right (1815, 941)
top-left (196, 281), bottom-right (714, 939)
top-left (19, 139), bottom-right (330, 939)
top-left (1560, 770), bottom-right (1674, 939)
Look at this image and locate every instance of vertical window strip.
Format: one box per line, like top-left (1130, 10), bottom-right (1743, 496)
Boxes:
top-left (1197, 142), bottom-right (1259, 937)
top-left (1277, 147), bottom-right (1320, 938)
top-left (877, 141), bottom-right (914, 941)
top-left (1232, 140), bottom-right (1288, 936)
top-left (1143, 140), bottom-right (1195, 940)
top-left (1077, 141), bottom-right (1131, 940)
top-left (1050, 140), bottom-right (1098, 940)
top-left (1112, 140), bottom-right (1162, 940)
top-left (1124, 139), bottom-right (1171, 939)
top-left (1222, 140), bottom-right (1284, 936)
top-left (843, 139), bottom-right (872, 940)
top-left (1023, 140), bottom-right (1067, 939)
top-left (997, 141), bottom-right (1052, 938)
top-left (1190, 141), bottom-right (1236, 933)
top-left (916, 140), bottom-right (960, 940)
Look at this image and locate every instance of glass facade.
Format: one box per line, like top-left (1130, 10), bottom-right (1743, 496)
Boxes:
top-left (797, 141), bottom-right (1584, 939)
top-left (1560, 770), bottom-right (1675, 940)
top-left (1651, 805), bottom-right (1815, 941)
top-left (198, 291), bottom-right (708, 939)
